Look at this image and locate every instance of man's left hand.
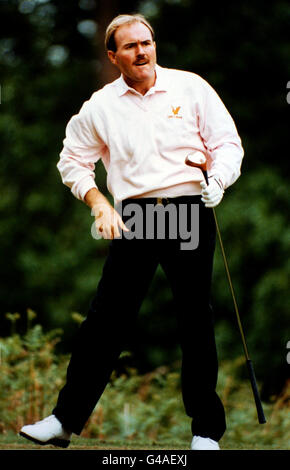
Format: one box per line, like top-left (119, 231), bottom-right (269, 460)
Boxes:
top-left (200, 178), bottom-right (224, 208)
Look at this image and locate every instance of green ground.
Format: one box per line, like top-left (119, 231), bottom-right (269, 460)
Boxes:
top-left (0, 432), bottom-right (288, 450)
top-left (0, 326), bottom-right (289, 452)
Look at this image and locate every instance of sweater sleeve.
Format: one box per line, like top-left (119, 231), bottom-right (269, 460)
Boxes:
top-left (197, 78), bottom-right (244, 189)
top-left (57, 98), bottom-right (107, 201)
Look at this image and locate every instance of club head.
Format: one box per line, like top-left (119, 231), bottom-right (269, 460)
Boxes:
top-left (185, 152), bottom-right (207, 171)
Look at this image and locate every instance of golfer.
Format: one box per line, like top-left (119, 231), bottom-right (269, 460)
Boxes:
top-left (20, 13), bottom-right (244, 450)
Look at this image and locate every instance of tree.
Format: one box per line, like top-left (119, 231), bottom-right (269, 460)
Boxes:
top-left (0, 0), bottom-right (289, 396)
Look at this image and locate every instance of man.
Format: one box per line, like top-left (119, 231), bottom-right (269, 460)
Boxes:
top-left (20, 13), bottom-right (244, 450)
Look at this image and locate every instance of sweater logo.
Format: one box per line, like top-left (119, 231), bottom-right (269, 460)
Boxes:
top-left (168, 106), bottom-right (182, 119)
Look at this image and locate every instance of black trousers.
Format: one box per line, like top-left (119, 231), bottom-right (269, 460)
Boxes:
top-left (52, 196), bottom-right (226, 441)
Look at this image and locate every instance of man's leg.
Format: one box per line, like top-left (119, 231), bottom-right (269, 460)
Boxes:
top-left (159, 198), bottom-right (226, 442)
top-left (52, 236), bottom-right (159, 435)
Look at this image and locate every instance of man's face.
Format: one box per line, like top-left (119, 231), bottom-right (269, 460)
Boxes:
top-left (108, 22), bottom-right (156, 88)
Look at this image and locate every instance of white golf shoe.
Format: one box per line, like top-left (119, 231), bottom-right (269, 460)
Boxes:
top-left (19, 415), bottom-right (71, 448)
top-left (191, 435), bottom-right (220, 450)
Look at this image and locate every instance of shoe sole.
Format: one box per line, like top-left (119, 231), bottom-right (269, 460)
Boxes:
top-left (19, 431), bottom-right (70, 448)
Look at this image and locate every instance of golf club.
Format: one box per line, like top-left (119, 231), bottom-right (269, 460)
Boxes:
top-left (185, 151), bottom-right (266, 424)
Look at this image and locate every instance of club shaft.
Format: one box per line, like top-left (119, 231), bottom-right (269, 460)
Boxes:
top-left (202, 169), bottom-right (266, 424)
top-left (247, 359), bottom-right (267, 424)
top-left (212, 208), bottom-right (250, 360)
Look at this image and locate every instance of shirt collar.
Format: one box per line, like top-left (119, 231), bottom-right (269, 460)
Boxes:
top-left (114, 64), bottom-right (168, 97)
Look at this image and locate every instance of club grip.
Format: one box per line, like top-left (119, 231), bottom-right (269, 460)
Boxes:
top-left (246, 359), bottom-right (266, 424)
top-left (202, 170), bottom-right (209, 185)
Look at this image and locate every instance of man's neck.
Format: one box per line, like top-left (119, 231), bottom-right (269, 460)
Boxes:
top-left (124, 70), bottom-right (156, 96)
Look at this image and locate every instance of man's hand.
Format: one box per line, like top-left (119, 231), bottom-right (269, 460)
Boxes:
top-left (93, 202), bottom-right (129, 239)
top-left (200, 178), bottom-right (224, 208)
top-left (85, 188), bottom-right (129, 239)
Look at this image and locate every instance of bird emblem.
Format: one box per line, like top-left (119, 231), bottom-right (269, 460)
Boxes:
top-left (171, 106), bottom-right (181, 115)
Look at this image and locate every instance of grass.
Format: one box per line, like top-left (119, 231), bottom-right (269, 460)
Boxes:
top-left (0, 380), bottom-right (289, 451)
top-left (0, 316), bottom-right (289, 451)
top-left (0, 433), bottom-right (287, 450)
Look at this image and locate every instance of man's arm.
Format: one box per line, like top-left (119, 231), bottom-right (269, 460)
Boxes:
top-left (57, 100), bottom-right (103, 201)
top-left (197, 78), bottom-right (244, 190)
top-left (57, 99), bottom-right (128, 239)
top-left (84, 187), bottom-right (111, 209)
top-left (84, 188), bottom-right (129, 240)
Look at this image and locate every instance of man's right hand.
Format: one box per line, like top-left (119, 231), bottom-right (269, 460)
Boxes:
top-left (85, 188), bottom-right (129, 239)
top-left (93, 202), bottom-right (129, 239)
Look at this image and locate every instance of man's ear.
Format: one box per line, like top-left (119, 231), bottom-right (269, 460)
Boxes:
top-left (107, 50), bottom-right (117, 65)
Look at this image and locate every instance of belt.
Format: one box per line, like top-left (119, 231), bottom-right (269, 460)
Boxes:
top-left (124, 195), bottom-right (201, 206)
top-left (156, 197), bottom-right (169, 205)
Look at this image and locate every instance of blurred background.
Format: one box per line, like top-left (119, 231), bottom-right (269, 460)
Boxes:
top-left (0, 0), bottom-right (289, 412)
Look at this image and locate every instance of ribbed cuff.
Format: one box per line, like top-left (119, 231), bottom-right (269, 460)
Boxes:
top-left (72, 176), bottom-right (98, 201)
top-left (208, 174), bottom-right (225, 190)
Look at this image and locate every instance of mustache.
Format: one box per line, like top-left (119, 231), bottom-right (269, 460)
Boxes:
top-left (134, 56), bottom-right (148, 64)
